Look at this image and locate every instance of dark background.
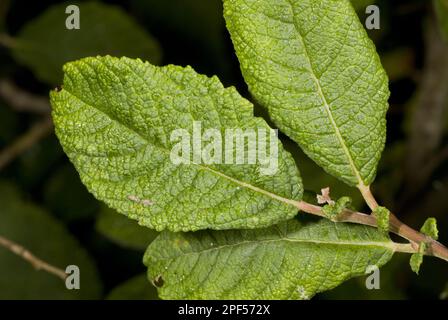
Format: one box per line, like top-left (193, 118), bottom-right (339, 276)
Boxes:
top-left (0, 0), bottom-right (447, 299)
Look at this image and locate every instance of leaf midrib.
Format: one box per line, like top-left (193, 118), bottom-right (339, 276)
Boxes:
top-left (62, 88), bottom-right (301, 209)
top-left (151, 232), bottom-right (395, 262)
top-left (285, 0), bottom-right (366, 187)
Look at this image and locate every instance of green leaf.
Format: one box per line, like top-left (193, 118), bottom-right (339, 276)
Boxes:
top-left (373, 206), bottom-right (390, 234)
top-left (96, 205), bottom-right (159, 250)
top-left (435, 0), bottom-right (448, 42)
top-left (107, 274), bottom-right (159, 300)
top-left (144, 217), bottom-right (394, 299)
top-left (11, 2), bottom-right (161, 84)
top-left (223, 0), bottom-right (389, 187)
top-left (420, 217), bottom-right (438, 240)
top-left (0, 181), bottom-right (102, 299)
top-left (321, 254), bottom-right (408, 300)
top-left (50, 56), bottom-right (302, 232)
top-left (409, 218), bottom-right (439, 274)
top-left (410, 243), bottom-right (426, 275)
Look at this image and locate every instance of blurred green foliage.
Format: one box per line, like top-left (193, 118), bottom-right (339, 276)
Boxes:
top-left (0, 181), bottom-right (102, 299)
top-left (107, 274), bottom-right (159, 300)
top-left (11, 2), bottom-right (161, 84)
top-left (0, 101), bottom-right (18, 143)
top-left (44, 164), bottom-right (98, 223)
top-left (351, 0), bottom-right (377, 12)
top-left (95, 205), bottom-right (159, 251)
top-left (435, 0), bottom-right (448, 41)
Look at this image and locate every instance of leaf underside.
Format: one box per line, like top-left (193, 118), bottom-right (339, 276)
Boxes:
top-left (224, 0), bottom-right (390, 186)
top-left (144, 217), bottom-right (394, 300)
top-left (51, 56), bottom-right (302, 232)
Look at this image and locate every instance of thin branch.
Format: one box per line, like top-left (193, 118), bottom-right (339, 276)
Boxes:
top-left (404, 15), bottom-right (448, 200)
top-left (0, 235), bottom-right (67, 281)
top-left (0, 117), bottom-right (53, 170)
top-left (296, 200), bottom-right (377, 228)
top-left (296, 200), bottom-right (448, 261)
top-left (357, 184), bottom-right (379, 211)
top-left (419, 145), bottom-right (448, 183)
top-left (296, 184), bottom-right (448, 262)
top-left (0, 79), bottom-right (51, 114)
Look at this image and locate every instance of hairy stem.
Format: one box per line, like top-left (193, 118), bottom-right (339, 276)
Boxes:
top-left (355, 185), bottom-right (448, 260)
top-left (295, 200), bottom-right (448, 262)
top-left (357, 184), bottom-right (379, 211)
top-left (0, 235), bottom-right (67, 281)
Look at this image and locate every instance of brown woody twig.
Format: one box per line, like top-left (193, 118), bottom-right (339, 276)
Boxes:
top-left (296, 198), bottom-right (448, 262)
top-left (0, 235), bottom-right (67, 281)
top-left (0, 116), bottom-right (53, 170)
top-left (0, 79), bottom-right (51, 114)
